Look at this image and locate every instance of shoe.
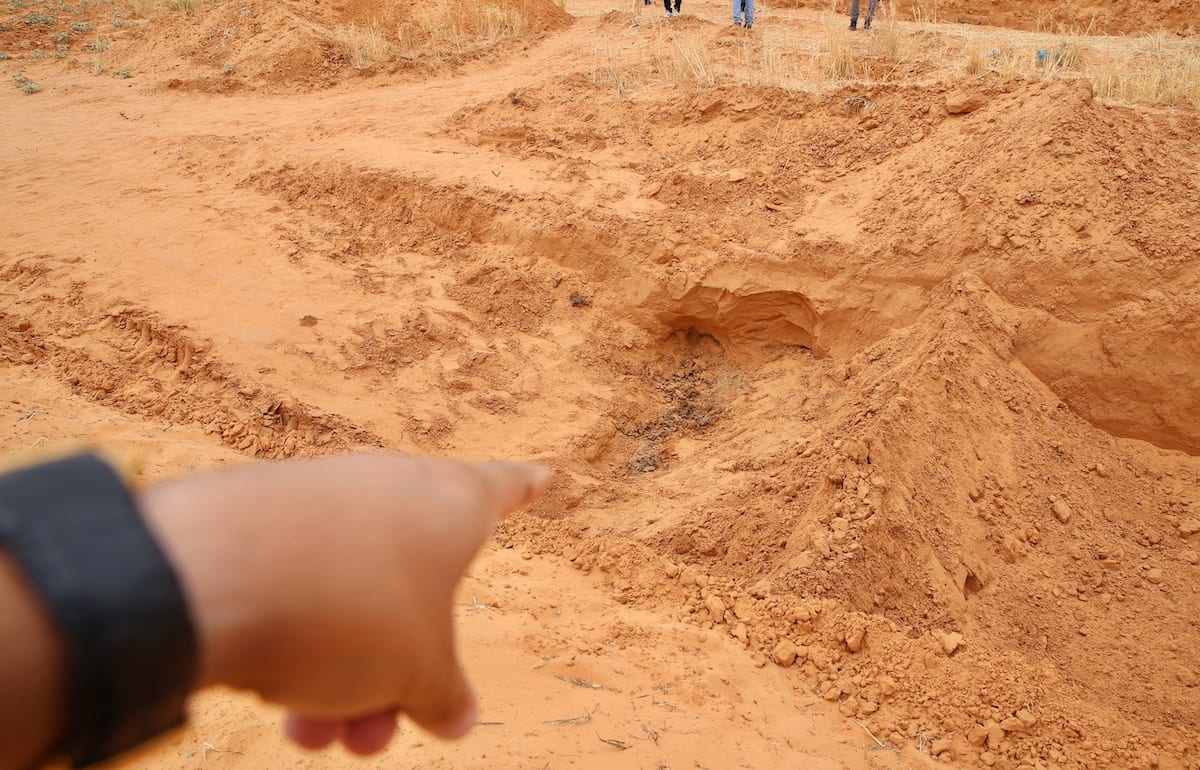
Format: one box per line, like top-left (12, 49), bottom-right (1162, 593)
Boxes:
top-left (744, 21), bottom-right (752, 28)
top-left (864, 20), bottom-right (871, 29)
top-left (849, 18), bottom-right (857, 29)
top-left (732, 18), bottom-right (742, 25)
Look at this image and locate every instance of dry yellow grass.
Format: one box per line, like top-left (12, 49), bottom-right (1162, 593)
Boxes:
top-left (586, 41), bottom-right (637, 97)
top-left (866, 2), bottom-right (904, 64)
top-left (129, 0), bottom-right (211, 15)
top-left (401, 0), bottom-right (528, 52)
top-left (1088, 35), bottom-right (1200, 109)
top-left (577, 8), bottom-right (1198, 112)
top-left (663, 35), bottom-right (717, 86)
top-left (334, 23), bottom-right (390, 68)
top-left (965, 38), bottom-right (987, 76)
top-left (950, 27), bottom-right (1198, 108)
top-left (752, 27), bottom-right (808, 89)
top-left (821, 19), bottom-right (858, 81)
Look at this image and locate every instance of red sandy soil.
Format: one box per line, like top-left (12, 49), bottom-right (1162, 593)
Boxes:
top-left (1, 0), bottom-right (1198, 769)
top-left (777, 0), bottom-right (1196, 35)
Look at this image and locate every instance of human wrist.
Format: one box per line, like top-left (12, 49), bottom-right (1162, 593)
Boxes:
top-left (137, 480), bottom-right (257, 693)
top-left (0, 453), bottom-right (197, 766)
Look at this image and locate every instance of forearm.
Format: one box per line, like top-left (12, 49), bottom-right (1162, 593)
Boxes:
top-left (0, 552), bottom-right (66, 770)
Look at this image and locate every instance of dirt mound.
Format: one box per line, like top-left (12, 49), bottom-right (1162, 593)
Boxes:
top-left (116, 0), bottom-right (569, 88)
top-left (857, 79), bottom-right (1200, 454)
top-left (443, 69), bottom-right (1200, 767)
top-left (452, 76), bottom-right (1200, 452)
top-left (122, 0), bottom-right (344, 87)
top-left (771, 0), bottom-right (1196, 34)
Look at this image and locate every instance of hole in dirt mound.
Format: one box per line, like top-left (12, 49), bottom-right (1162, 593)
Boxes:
top-left (655, 284), bottom-right (820, 355)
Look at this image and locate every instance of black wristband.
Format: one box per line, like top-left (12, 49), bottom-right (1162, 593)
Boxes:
top-left (0, 453), bottom-right (197, 767)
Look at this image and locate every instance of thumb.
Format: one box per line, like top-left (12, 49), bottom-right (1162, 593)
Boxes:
top-left (404, 659), bottom-right (477, 740)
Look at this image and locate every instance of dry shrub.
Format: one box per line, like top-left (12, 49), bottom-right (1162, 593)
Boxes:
top-left (866, 2), bottom-right (903, 63)
top-left (587, 5), bottom-right (1198, 111)
top-left (334, 23), bottom-right (389, 68)
top-left (753, 27), bottom-right (808, 89)
top-left (955, 35), bottom-right (1084, 82)
top-left (588, 43), bottom-right (639, 98)
top-left (1040, 39), bottom-right (1087, 74)
top-left (953, 27), bottom-right (1198, 109)
top-left (910, 0), bottom-right (938, 29)
top-left (822, 19), bottom-right (857, 81)
top-left (130, 0), bottom-right (204, 14)
top-left (127, 0), bottom-right (159, 15)
top-left (586, 29), bottom-right (720, 95)
top-left (402, 0), bottom-right (528, 51)
top-left (965, 39), bottom-right (987, 75)
top-left (661, 34), bottom-right (716, 86)
top-left (1090, 35), bottom-right (1200, 110)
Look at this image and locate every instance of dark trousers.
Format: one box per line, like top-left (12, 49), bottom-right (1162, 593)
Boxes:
top-left (663, 0), bottom-right (680, 13)
top-left (849, 0), bottom-right (878, 23)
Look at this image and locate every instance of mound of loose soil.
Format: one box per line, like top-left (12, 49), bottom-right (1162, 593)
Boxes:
top-left (122, 0), bottom-right (344, 87)
top-left (444, 70), bottom-right (1200, 768)
top-left (115, 0), bottom-right (570, 89)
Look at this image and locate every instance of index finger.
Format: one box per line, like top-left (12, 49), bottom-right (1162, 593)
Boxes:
top-left (474, 461), bottom-right (552, 524)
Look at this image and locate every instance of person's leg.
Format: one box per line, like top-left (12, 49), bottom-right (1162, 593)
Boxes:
top-left (663, 0), bottom-right (671, 16)
top-left (849, 0), bottom-right (859, 29)
top-left (674, 0), bottom-right (681, 14)
top-left (864, 0), bottom-right (877, 28)
top-left (744, 0), bottom-right (754, 27)
top-left (732, 0), bottom-right (741, 24)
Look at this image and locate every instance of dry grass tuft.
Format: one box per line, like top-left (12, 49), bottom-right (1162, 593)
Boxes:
top-left (950, 27), bottom-right (1198, 108)
top-left (660, 34), bottom-right (716, 86)
top-left (334, 23), bottom-right (390, 68)
top-left (866, 2), bottom-right (904, 63)
top-left (1089, 34), bottom-right (1200, 109)
top-left (822, 19), bottom-right (857, 81)
top-left (128, 0), bottom-right (211, 16)
top-left (401, 0), bottom-right (528, 52)
top-left (752, 27), bottom-right (808, 89)
top-left (587, 43), bottom-right (637, 98)
top-left (576, 7), bottom-right (1199, 111)
top-left (910, 0), bottom-right (939, 29)
top-left (965, 38), bottom-right (987, 76)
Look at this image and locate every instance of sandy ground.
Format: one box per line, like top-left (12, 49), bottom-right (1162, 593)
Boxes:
top-left (2, 0), bottom-right (1199, 768)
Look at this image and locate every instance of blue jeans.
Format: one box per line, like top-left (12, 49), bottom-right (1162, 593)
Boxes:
top-left (849, 0), bottom-right (878, 24)
top-left (733, 0), bottom-right (753, 24)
